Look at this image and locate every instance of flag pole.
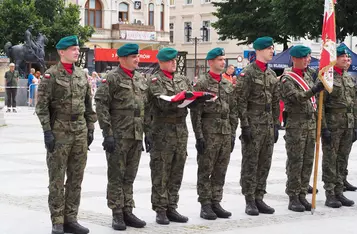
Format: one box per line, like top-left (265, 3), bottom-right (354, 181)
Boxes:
top-left (311, 90), bottom-right (324, 214)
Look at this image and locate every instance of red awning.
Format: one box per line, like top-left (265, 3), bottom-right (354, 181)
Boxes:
top-left (95, 48), bottom-right (158, 63)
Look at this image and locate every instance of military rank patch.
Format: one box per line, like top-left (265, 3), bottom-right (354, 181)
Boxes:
top-left (44, 73), bottom-right (51, 79)
top-left (151, 77), bottom-right (158, 83)
top-left (240, 73), bottom-right (245, 77)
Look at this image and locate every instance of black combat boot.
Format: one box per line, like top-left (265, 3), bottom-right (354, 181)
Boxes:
top-left (212, 203), bottom-right (232, 218)
top-left (288, 196), bottom-right (305, 212)
top-left (123, 210), bottom-right (146, 228)
top-left (344, 179), bottom-right (357, 192)
top-left (299, 195), bottom-right (312, 211)
top-left (200, 204), bottom-right (217, 220)
top-left (255, 199), bottom-right (275, 214)
top-left (63, 221), bottom-right (89, 234)
top-left (308, 185), bottom-right (318, 194)
top-left (112, 210), bottom-right (126, 230)
top-left (166, 208), bottom-right (189, 223)
top-left (336, 194), bottom-right (355, 207)
top-left (325, 195), bottom-right (342, 208)
top-left (156, 210), bottom-right (170, 225)
top-left (245, 197), bottom-right (259, 216)
top-left (51, 224), bottom-right (64, 234)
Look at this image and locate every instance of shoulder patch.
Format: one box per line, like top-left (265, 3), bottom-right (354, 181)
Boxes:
top-left (240, 73), bottom-right (245, 77)
top-left (44, 73), bottom-right (51, 79)
top-left (151, 77), bottom-right (158, 83)
top-left (101, 79), bottom-right (107, 83)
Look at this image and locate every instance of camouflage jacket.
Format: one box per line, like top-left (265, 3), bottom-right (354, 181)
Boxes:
top-left (236, 62), bottom-right (280, 127)
top-left (320, 69), bottom-right (356, 129)
top-left (5, 70), bottom-right (20, 87)
top-left (36, 62), bottom-right (97, 132)
top-left (280, 70), bottom-right (316, 130)
top-left (95, 66), bottom-right (148, 140)
top-left (146, 70), bottom-right (192, 138)
top-left (190, 72), bottom-right (238, 139)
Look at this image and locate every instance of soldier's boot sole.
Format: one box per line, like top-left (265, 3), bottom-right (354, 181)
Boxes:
top-left (288, 204), bottom-right (305, 212)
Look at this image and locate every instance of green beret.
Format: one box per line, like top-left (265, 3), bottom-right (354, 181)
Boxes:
top-left (157, 47), bottom-right (178, 61)
top-left (117, 43), bottom-right (139, 57)
top-left (56, 35), bottom-right (79, 50)
top-left (337, 44), bottom-right (349, 57)
top-left (253, 36), bottom-right (274, 50)
top-left (206, 47), bottom-right (225, 60)
top-left (289, 45), bottom-right (311, 58)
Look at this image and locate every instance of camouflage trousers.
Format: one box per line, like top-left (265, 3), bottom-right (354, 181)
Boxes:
top-left (240, 124), bottom-right (274, 200)
top-left (284, 128), bottom-right (315, 196)
top-left (197, 133), bottom-right (231, 205)
top-left (106, 139), bottom-right (142, 212)
top-left (150, 131), bottom-right (188, 211)
top-left (47, 129), bottom-right (88, 224)
top-left (322, 128), bottom-right (353, 195)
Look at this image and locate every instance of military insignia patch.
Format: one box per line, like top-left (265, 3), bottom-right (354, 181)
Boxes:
top-left (282, 78), bottom-right (287, 83)
top-left (151, 77), bottom-right (158, 83)
top-left (44, 73), bottom-right (51, 79)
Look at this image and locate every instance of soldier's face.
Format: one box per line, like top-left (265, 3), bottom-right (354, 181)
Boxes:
top-left (346, 57), bottom-right (352, 70)
top-left (336, 54), bottom-right (348, 69)
top-left (159, 59), bottom-right (177, 73)
top-left (306, 54), bottom-right (311, 65)
top-left (60, 46), bottom-right (80, 63)
top-left (258, 46), bottom-right (274, 62)
top-left (119, 54), bottom-right (140, 70)
top-left (292, 56), bottom-right (308, 69)
top-left (209, 56), bottom-right (226, 72)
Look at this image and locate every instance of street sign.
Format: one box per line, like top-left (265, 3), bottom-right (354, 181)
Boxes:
top-left (237, 55), bottom-right (243, 63)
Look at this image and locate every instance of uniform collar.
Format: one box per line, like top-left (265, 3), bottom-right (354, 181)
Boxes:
top-left (255, 60), bottom-right (267, 72)
top-left (208, 71), bottom-right (221, 82)
top-left (334, 66), bottom-right (343, 76)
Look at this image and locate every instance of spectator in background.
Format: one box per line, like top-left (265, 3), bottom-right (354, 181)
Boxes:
top-left (28, 68), bottom-right (36, 107)
top-left (222, 64), bottom-right (236, 86)
top-left (5, 63), bottom-right (20, 113)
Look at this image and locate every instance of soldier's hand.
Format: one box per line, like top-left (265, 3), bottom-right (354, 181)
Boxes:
top-left (321, 128), bottom-right (332, 144)
top-left (144, 135), bottom-right (153, 153)
top-left (195, 138), bottom-right (206, 154)
top-left (311, 82), bottom-right (325, 94)
top-left (44, 130), bottom-right (55, 153)
top-left (353, 129), bottom-right (357, 143)
top-left (102, 136), bottom-right (115, 153)
top-left (274, 124), bottom-right (279, 143)
top-left (87, 129), bottom-right (94, 147)
top-left (231, 135), bottom-right (236, 152)
top-left (241, 126), bottom-right (252, 143)
top-left (196, 93), bottom-right (215, 103)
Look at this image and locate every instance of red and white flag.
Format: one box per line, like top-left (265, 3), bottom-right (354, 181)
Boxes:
top-left (159, 91), bottom-right (217, 108)
top-left (318, 0), bottom-right (337, 93)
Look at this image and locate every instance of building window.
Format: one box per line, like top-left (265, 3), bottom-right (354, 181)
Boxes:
top-left (85, 0), bottom-right (102, 28)
top-left (169, 23), bottom-right (174, 43)
top-left (202, 21), bottom-right (210, 42)
top-left (185, 0), bottom-right (192, 4)
top-left (184, 22), bottom-right (192, 43)
top-left (170, 0), bottom-right (175, 6)
top-left (148, 3), bottom-right (154, 26)
top-left (118, 2), bottom-right (129, 23)
top-left (160, 4), bottom-right (164, 31)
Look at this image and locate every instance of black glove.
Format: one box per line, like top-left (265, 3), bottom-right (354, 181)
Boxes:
top-left (231, 135), bottom-right (236, 152)
top-left (353, 129), bottom-right (357, 143)
top-left (144, 135), bottom-right (153, 153)
top-left (102, 136), bottom-right (115, 153)
top-left (321, 128), bottom-right (332, 144)
top-left (87, 129), bottom-right (94, 147)
top-left (195, 138), bottom-right (206, 154)
top-left (274, 124), bottom-right (279, 143)
top-left (196, 93), bottom-right (215, 103)
top-left (44, 130), bottom-right (55, 153)
top-left (311, 82), bottom-right (325, 94)
top-left (241, 126), bottom-right (252, 143)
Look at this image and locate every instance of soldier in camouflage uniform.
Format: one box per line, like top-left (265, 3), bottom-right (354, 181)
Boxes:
top-left (280, 45), bottom-right (325, 212)
top-left (36, 35), bottom-right (97, 234)
top-left (191, 47), bottom-right (238, 220)
top-left (320, 44), bottom-right (356, 208)
top-left (146, 47), bottom-right (194, 225)
top-left (95, 44), bottom-right (147, 230)
top-left (236, 37), bottom-right (280, 216)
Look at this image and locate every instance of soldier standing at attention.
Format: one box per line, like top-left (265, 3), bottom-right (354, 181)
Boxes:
top-left (146, 47), bottom-right (193, 225)
top-left (95, 43), bottom-right (147, 230)
top-left (191, 47), bottom-right (238, 220)
top-left (280, 45), bottom-right (325, 212)
top-left (237, 36), bottom-right (280, 216)
top-left (321, 44), bottom-right (356, 208)
top-left (36, 35), bottom-right (97, 234)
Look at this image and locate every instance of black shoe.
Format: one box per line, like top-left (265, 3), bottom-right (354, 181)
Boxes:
top-left (308, 185), bottom-right (318, 194)
top-left (325, 195), bottom-right (342, 208)
top-left (166, 208), bottom-right (189, 223)
top-left (6, 109), bottom-right (11, 113)
top-left (123, 211), bottom-right (146, 228)
top-left (12, 109), bottom-right (17, 113)
top-left (344, 180), bottom-right (357, 192)
top-left (288, 196), bottom-right (305, 212)
top-left (336, 194), bottom-right (355, 207)
top-left (212, 203), bottom-right (232, 218)
top-left (299, 195), bottom-right (312, 211)
top-left (112, 211), bottom-right (126, 231)
top-left (156, 210), bottom-right (170, 225)
top-left (255, 199), bottom-right (275, 214)
top-left (51, 224), bottom-right (64, 234)
top-left (200, 204), bottom-right (217, 220)
top-left (63, 221), bottom-right (89, 234)
top-left (245, 200), bottom-right (259, 216)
